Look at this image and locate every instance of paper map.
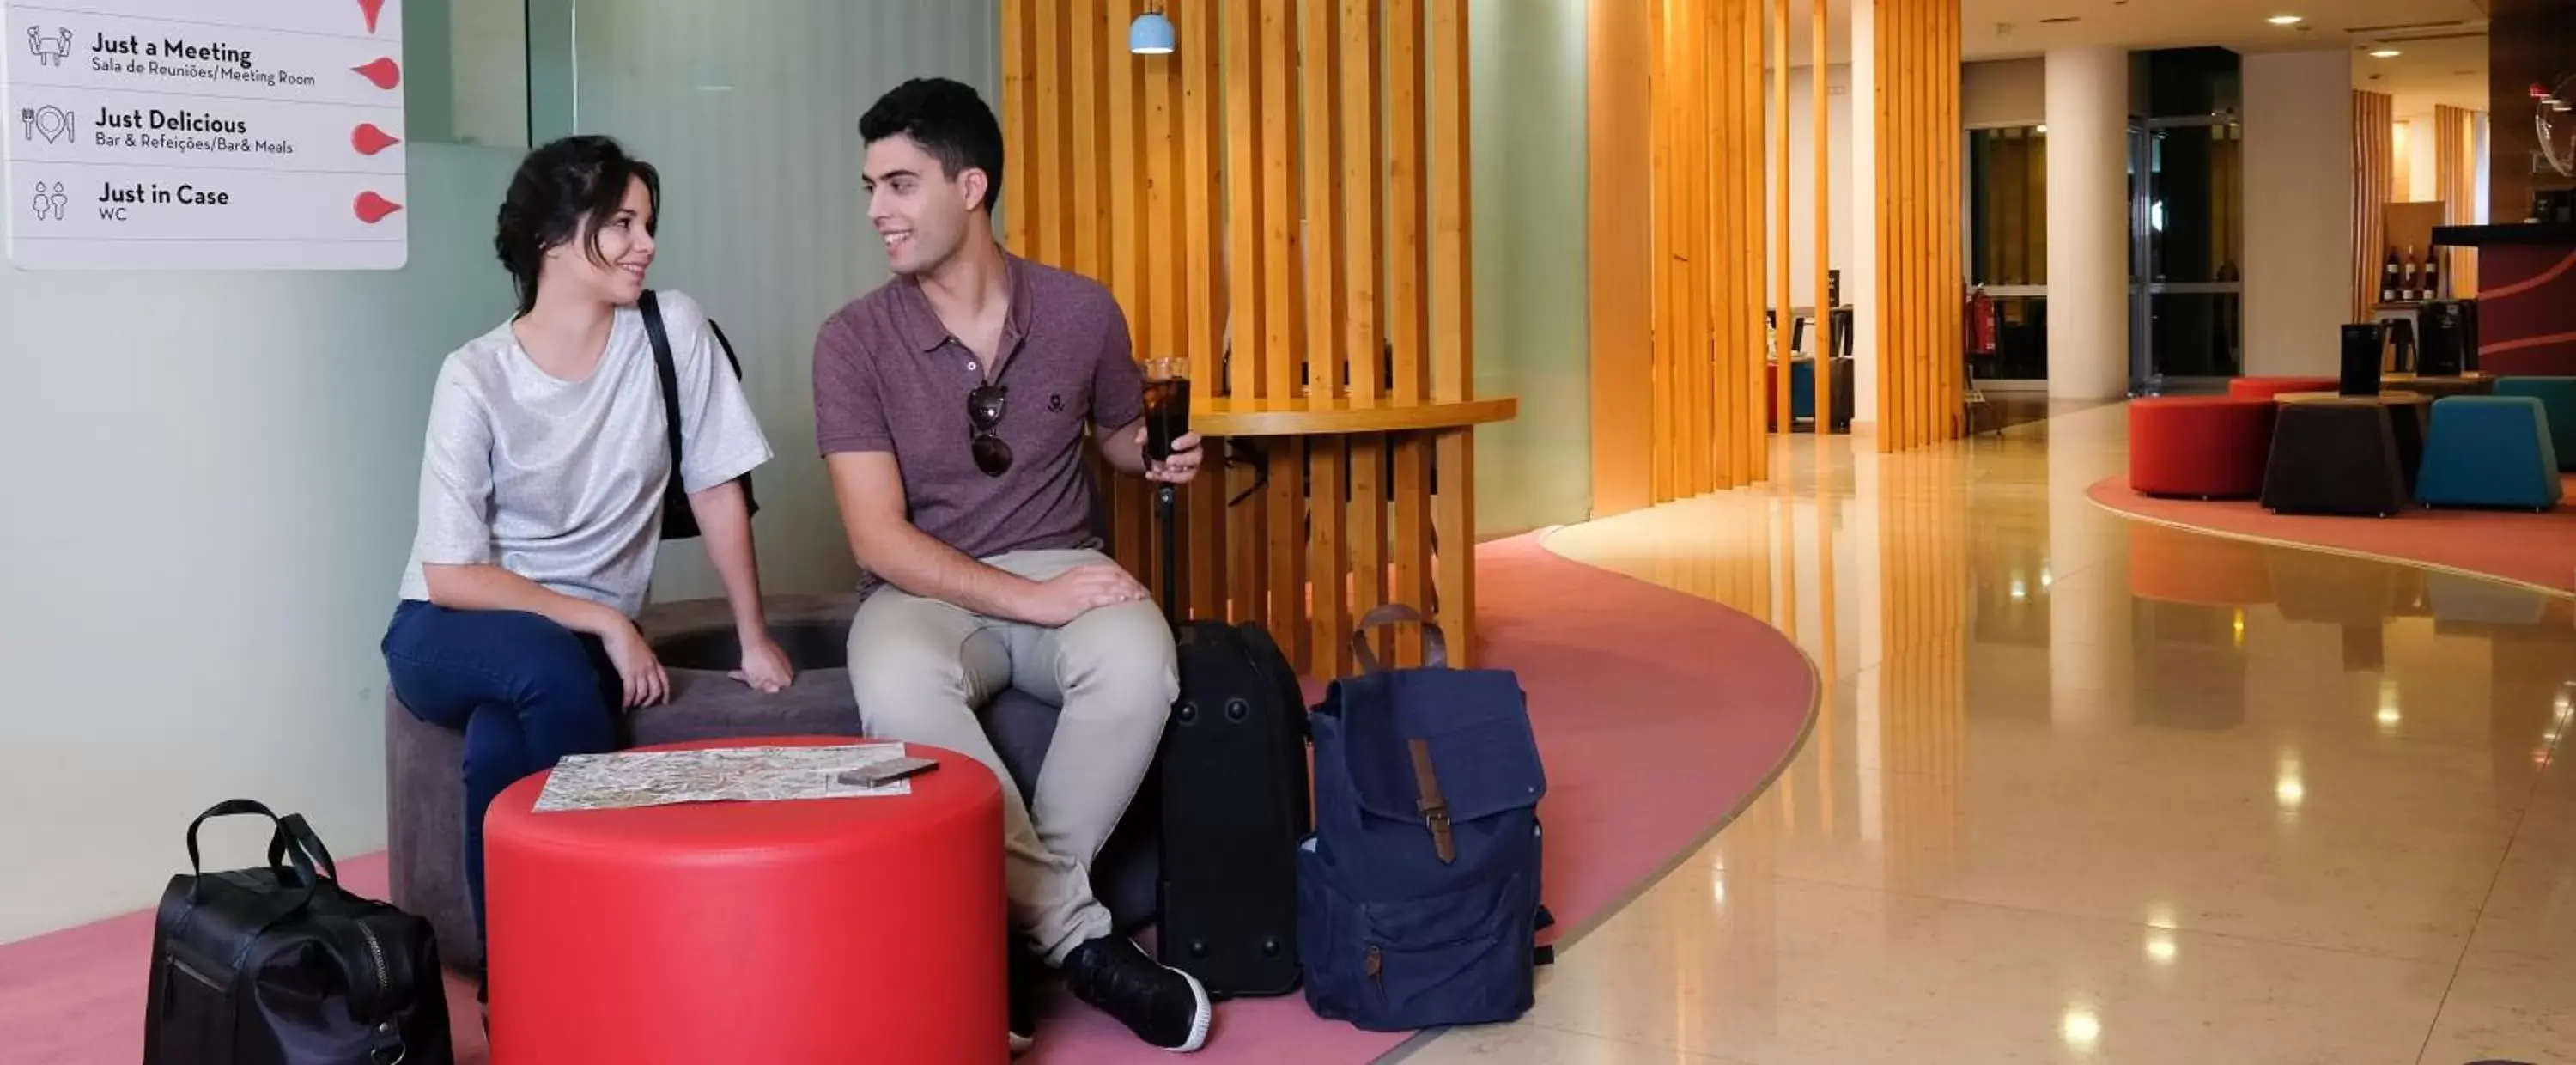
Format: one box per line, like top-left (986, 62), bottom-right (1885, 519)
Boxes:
top-left (533, 743), bottom-right (913, 812)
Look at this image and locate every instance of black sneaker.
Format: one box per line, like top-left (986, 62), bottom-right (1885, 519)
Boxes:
top-left (1061, 937), bottom-right (1212, 1053)
top-left (1007, 930), bottom-right (1041, 1055)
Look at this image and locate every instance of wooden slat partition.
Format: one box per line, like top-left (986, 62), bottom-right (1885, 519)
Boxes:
top-left (1871, 0), bottom-right (1964, 452)
top-left (1810, 0), bottom-right (1832, 442)
top-left (2435, 104), bottom-right (2480, 297)
top-left (2353, 89), bottom-right (2395, 319)
top-left (1002, 0), bottom-right (1492, 679)
top-left (1771, 0), bottom-right (1790, 441)
top-left (1587, 0), bottom-right (1653, 518)
top-left (1621, 0), bottom-right (1772, 509)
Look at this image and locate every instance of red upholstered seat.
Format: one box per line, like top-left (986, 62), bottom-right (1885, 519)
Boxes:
top-left (2226, 376), bottom-right (2342, 401)
top-left (484, 737), bottom-right (1007, 1065)
top-left (2129, 396), bottom-right (2278, 499)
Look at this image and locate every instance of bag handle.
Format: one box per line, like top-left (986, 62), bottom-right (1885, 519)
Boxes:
top-left (1346, 605), bottom-right (1461, 863)
top-left (185, 800), bottom-right (321, 902)
top-left (1350, 603), bottom-right (1449, 674)
top-left (265, 813), bottom-right (340, 885)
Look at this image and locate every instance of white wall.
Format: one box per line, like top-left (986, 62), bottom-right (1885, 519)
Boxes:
top-left (0, 145), bottom-right (522, 943)
top-left (566, 3), bottom-right (999, 606)
top-left (449, 0), bottom-right (530, 147)
top-left (0, 1), bottom-right (999, 946)
top-left (1767, 64), bottom-right (1856, 314)
top-left (2044, 46), bottom-right (2130, 400)
top-left (1965, 58), bottom-right (2045, 128)
top-left (2242, 50), bottom-right (2355, 378)
top-left (1765, 62), bottom-right (1869, 423)
top-left (1471, 0), bottom-right (1591, 534)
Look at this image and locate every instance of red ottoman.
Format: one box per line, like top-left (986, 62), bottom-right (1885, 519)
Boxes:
top-left (2129, 396), bottom-right (2277, 498)
top-left (2227, 375), bottom-right (2341, 401)
top-left (484, 737), bottom-right (1006, 1065)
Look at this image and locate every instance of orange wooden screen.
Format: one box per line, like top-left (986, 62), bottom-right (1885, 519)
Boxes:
top-left (1001, 0), bottom-right (1480, 678)
top-left (1871, 0), bottom-right (1964, 452)
top-left (2352, 89), bottom-right (2395, 319)
top-left (2436, 104), bottom-right (2480, 296)
top-left (1627, 0), bottom-right (1771, 507)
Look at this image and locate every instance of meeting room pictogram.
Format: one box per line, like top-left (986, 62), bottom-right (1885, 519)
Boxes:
top-left (24, 26), bottom-right (71, 67)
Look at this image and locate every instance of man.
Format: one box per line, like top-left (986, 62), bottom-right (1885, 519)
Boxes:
top-left (812, 77), bottom-right (1213, 1055)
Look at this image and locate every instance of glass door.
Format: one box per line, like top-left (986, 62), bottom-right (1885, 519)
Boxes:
top-left (2130, 117), bottom-right (2245, 393)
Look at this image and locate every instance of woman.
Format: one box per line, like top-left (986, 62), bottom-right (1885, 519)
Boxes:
top-left (380, 135), bottom-right (793, 960)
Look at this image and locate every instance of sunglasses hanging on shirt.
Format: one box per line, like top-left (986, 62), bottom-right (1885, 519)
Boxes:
top-left (969, 381), bottom-right (1012, 477)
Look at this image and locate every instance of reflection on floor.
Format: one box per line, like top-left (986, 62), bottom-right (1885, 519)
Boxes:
top-left (1405, 403), bottom-right (2576, 1065)
top-left (1976, 391), bottom-right (2117, 435)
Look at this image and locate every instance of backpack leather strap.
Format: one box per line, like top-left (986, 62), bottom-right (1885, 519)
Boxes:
top-left (1408, 738), bottom-right (1456, 863)
top-left (1352, 603), bottom-right (1449, 674)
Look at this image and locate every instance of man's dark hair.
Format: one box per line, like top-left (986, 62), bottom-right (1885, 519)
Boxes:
top-left (494, 134), bottom-right (659, 316)
top-left (860, 77), bottom-right (1005, 215)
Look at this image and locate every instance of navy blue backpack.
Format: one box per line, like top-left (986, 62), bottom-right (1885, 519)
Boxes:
top-left (1298, 606), bottom-right (1552, 1032)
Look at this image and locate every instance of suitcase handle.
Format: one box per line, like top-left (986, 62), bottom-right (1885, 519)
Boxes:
top-left (1351, 604), bottom-right (1449, 673)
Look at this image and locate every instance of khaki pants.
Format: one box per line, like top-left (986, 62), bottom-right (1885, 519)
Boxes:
top-left (845, 549), bottom-right (1175, 965)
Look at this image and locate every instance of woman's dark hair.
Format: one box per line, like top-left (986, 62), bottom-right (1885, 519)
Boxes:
top-left (859, 77), bottom-right (1005, 215)
top-left (494, 135), bottom-right (660, 316)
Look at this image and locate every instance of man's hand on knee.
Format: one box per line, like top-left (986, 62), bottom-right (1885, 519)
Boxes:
top-left (1020, 563), bottom-right (1151, 628)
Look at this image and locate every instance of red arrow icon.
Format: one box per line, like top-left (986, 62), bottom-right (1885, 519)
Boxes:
top-left (352, 124), bottom-right (401, 155)
top-left (357, 0), bottom-right (385, 33)
top-left (355, 192), bottom-right (403, 223)
top-left (352, 57), bottom-right (401, 90)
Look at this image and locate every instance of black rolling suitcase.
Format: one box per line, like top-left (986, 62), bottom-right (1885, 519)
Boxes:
top-left (1151, 484), bottom-right (1311, 999)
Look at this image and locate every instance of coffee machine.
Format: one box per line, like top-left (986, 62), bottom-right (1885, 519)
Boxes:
top-left (2340, 323), bottom-right (2386, 396)
top-left (2415, 299), bottom-right (2482, 376)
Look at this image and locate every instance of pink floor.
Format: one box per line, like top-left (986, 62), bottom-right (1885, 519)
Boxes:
top-left (0, 533), bottom-right (1818, 1064)
top-left (2089, 474), bottom-right (2576, 595)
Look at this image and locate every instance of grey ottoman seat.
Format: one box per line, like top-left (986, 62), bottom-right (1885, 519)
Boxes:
top-left (386, 592), bottom-right (1161, 972)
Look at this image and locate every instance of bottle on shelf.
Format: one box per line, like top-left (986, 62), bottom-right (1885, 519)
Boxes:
top-left (2382, 246), bottom-right (2402, 304)
top-left (2400, 245), bottom-right (2421, 303)
top-left (2422, 251), bottom-right (2443, 303)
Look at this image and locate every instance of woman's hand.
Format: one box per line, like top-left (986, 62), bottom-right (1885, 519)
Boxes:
top-left (731, 632), bottom-right (796, 693)
top-left (600, 620), bottom-right (670, 709)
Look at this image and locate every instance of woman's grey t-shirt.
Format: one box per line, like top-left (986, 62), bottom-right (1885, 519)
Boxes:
top-left (398, 290), bottom-right (772, 618)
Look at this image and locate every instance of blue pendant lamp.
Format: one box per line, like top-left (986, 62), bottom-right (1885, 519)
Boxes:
top-left (1129, 3), bottom-right (1176, 54)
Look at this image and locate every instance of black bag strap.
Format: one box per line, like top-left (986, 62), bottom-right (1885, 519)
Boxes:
top-left (641, 289), bottom-right (689, 511)
top-left (1350, 603), bottom-right (1449, 674)
top-left (641, 290), bottom-right (757, 534)
top-left (266, 813), bottom-right (340, 885)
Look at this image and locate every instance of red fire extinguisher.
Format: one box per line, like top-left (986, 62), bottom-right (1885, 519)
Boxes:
top-left (1965, 285), bottom-right (1998, 357)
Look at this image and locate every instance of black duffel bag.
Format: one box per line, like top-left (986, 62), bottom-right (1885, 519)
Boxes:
top-left (143, 799), bottom-right (453, 1065)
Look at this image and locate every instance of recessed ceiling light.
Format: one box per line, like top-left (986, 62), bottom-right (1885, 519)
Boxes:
top-left (2268, 15), bottom-right (2303, 26)
top-left (2371, 48), bottom-right (2403, 58)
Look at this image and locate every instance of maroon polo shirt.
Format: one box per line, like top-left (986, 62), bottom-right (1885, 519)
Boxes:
top-left (813, 252), bottom-right (1144, 590)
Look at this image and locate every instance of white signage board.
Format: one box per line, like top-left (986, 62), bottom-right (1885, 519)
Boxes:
top-left (3, 0), bottom-right (407, 270)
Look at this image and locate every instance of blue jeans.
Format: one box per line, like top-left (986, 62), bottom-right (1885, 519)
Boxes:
top-left (381, 599), bottom-right (619, 936)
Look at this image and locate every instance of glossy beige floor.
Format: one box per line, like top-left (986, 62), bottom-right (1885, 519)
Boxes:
top-left (1405, 403), bottom-right (2576, 1065)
